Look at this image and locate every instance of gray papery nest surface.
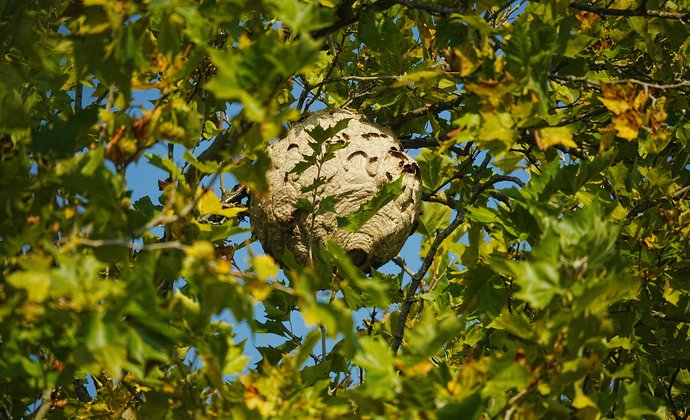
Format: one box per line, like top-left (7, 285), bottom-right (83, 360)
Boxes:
top-left (250, 109), bottom-right (422, 268)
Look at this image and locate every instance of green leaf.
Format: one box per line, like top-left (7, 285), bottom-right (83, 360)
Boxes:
top-left (620, 381), bottom-right (666, 419)
top-left (465, 205), bottom-right (498, 224)
top-left (305, 118), bottom-right (351, 143)
top-left (405, 307), bottom-right (464, 357)
top-left (328, 242), bottom-right (397, 308)
top-left (145, 153), bottom-right (184, 183)
top-left (391, 69), bottom-right (443, 87)
top-left (488, 312), bottom-right (534, 341)
top-left (337, 176), bottom-right (403, 232)
top-left (31, 108), bottom-right (99, 157)
top-left (416, 148), bottom-right (455, 191)
top-left (183, 151), bottom-right (221, 174)
top-left (478, 112), bottom-right (516, 144)
top-left (483, 358), bottom-right (531, 397)
top-left (267, 0), bottom-right (334, 34)
top-left (132, 196), bottom-right (160, 220)
top-left (536, 126), bottom-right (577, 150)
top-left (417, 202), bottom-right (452, 236)
top-left (353, 337), bottom-right (400, 399)
top-left (495, 258), bottom-right (561, 309)
top-left (564, 34), bottom-right (594, 58)
top-left (6, 270), bottom-right (51, 302)
top-left (438, 391), bottom-right (482, 420)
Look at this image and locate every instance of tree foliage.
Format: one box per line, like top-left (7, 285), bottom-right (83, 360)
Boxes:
top-left (2, 0), bottom-right (690, 418)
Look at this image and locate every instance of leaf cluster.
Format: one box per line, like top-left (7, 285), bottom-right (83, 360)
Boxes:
top-left (3, 0), bottom-right (690, 418)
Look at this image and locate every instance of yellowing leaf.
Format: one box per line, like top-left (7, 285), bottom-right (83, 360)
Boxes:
top-left (599, 96), bottom-right (630, 114)
top-left (452, 45), bottom-right (480, 77)
top-left (536, 127), bottom-right (577, 150)
top-left (212, 259), bottom-right (232, 275)
top-left (254, 255), bottom-right (279, 281)
top-left (198, 189), bottom-right (223, 214)
top-left (663, 281), bottom-right (682, 305)
top-left (172, 291), bottom-right (200, 315)
top-left (572, 390), bottom-right (598, 410)
top-left (607, 336), bottom-right (633, 350)
top-left (197, 189), bottom-right (247, 218)
top-left (223, 345), bottom-right (250, 375)
top-left (633, 89), bottom-right (649, 110)
top-left (7, 271), bottom-right (51, 302)
top-left (572, 381), bottom-right (598, 410)
top-left (396, 359), bottom-right (434, 377)
top-left (478, 112), bottom-right (516, 144)
top-left (185, 241), bottom-right (214, 259)
top-left (643, 235), bottom-right (657, 248)
top-left (248, 255), bottom-right (279, 301)
top-left (391, 69), bottom-right (443, 87)
top-left (247, 279), bottom-right (272, 301)
top-left (612, 114), bottom-right (640, 141)
top-left (419, 22), bottom-right (436, 50)
top-left (318, 0), bottom-right (337, 7)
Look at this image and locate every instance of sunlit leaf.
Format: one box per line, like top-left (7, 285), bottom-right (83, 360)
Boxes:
top-left (536, 126), bottom-right (577, 150)
top-left (197, 189), bottom-right (247, 218)
top-left (337, 176), bottom-right (403, 232)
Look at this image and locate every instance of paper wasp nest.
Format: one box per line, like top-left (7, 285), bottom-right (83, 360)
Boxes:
top-left (249, 109), bottom-right (421, 268)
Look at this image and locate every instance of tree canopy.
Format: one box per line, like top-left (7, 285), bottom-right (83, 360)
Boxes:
top-left (3, 0), bottom-right (690, 418)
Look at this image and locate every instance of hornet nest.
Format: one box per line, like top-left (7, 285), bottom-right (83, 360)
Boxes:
top-left (249, 109), bottom-right (421, 269)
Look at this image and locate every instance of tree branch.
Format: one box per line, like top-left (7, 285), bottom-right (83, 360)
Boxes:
top-left (389, 0), bottom-right (460, 17)
top-left (652, 311), bottom-right (690, 324)
top-left (549, 73), bottom-right (690, 91)
top-left (391, 209), bottom-right (466, 353)
top-left (392, 173), bottom-right (514, 353)
top-left (79, 238), bottom-right (188, 252)
top-left (569, 1), bottom-right (690, 20)
top-left (398, 136), bottom-right (441, 149)
top-left (554, 108), bottom-right (608, 128)
top-left (312, 0), bottom-right (464, 39)
top-left (626, 182), bottom-right (690, 219)
top-left (388, 95), bottom-right (463, 129)
top-left (33, 387), bottom-right (52, 420)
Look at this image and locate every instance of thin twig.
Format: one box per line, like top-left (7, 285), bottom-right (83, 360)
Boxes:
top-left (550, 73), bottom-right (690, 91)
top-left (282, 325), bottom-right (321, 363)
top-left (307, 71), bottom-right (462, 96)
top-left (389, 95), bottom-right (463, 129)
top-left (554, 108), bottom-right (608, 127)
top-left (74, 83), bottom-right (83, 112)
top-left (392, 257), bottom-right (416, 277)
top-left (661, 367), bottom-right (681, 419)
top-left (651, 311), bottom-right (690, 324)
top-left (569, 1), bottom-right (690, 20)
top-left (491, 374), bottom-right (546, 420)
top-left (390, 0), bottom-right (460, 16)
top-left (433, 152), bottom-right (477, 196)
top-left (79, 238), bottom-right (188, 251)
top-left (626, 182), bottom-right (690, 219)
top-left (308, 74), bottom-right (407, 92)
top-left (488, 0), bottom-right (517, 23)
top-left (304, 36), bottom-right (347, 113)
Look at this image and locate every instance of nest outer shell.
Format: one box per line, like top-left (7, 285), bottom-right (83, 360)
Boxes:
top-left (249, 109), bottom-right (422, 268)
